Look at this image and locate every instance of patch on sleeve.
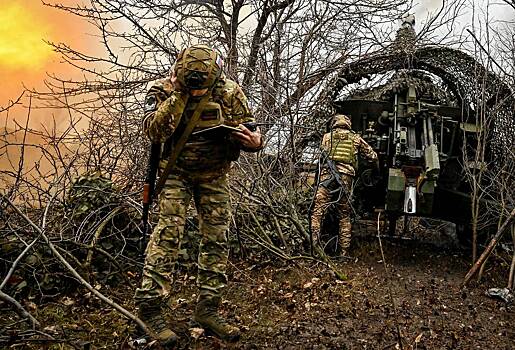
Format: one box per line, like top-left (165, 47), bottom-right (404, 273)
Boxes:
top-left (144, 95), bottom-right (158, 113)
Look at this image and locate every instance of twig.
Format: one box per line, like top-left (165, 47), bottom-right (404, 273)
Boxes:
top-left (508, 225), bottom-right (515, 289)
top-left (247, 209), bottom-right (274, 245)
top-left (245, 234), bottom-right (291, 261)
top-left (466, 29), bottom-right (515, 80)
top-left (376, 211), bottom-right (404, 350)
top-left (272, 215), bottom-right (288, 251)
top-left (0, 234), bottom-right (41, 290)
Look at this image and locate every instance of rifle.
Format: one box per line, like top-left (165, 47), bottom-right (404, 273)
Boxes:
top-left (140, 142), bottom-right (161, 254)
top-left (319, 149), bottom-right (359, 219)
top-left (319, 149), bottom-right (345, 195)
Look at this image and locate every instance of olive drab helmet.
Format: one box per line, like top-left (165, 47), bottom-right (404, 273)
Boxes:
top-left (174, 44), bottom-right (223, 90)
top-left (332, 114), bottom-right (352, 129)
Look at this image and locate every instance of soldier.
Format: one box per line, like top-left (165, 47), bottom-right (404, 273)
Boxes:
top-left (311, 114), bottom-right (377, 255)
top-left (135, 45), bottom-right (263, 347)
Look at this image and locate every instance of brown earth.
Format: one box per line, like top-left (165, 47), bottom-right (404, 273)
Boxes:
top-left (1, 234), bottom-right (514, 349)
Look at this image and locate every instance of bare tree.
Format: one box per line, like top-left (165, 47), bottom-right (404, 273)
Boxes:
top-left (8, 1), bottom-right (515, 343)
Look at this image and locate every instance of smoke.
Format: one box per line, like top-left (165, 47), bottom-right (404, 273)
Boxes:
top-left (0, 0), bottom-right (96, 131)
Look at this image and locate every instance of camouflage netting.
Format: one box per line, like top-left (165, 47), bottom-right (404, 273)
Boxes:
top-left (66, 171), bottom-right (116, 227)
top-left (349, 70), bottom-right (456, 105)
top-left (0, 173), bottom-right (147, 298)
top-left (64, 172), bottom-right (145, 276)
top-left (66, 172), bottom-right (206, 270)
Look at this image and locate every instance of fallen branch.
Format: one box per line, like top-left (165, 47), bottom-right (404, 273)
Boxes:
top-left (462, 208), bottom-right (515, 287)
top-left (287, 209), bottom-right (346, 280)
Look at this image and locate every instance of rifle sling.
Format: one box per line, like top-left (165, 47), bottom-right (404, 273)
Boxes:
top-left (153, 89), bottom-right (213, 197)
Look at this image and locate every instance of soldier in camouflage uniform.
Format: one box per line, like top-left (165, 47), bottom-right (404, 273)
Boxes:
top-left (311, 114), bottom-right (377, 255)
top-left (134, 45), bottom-right (263, 347)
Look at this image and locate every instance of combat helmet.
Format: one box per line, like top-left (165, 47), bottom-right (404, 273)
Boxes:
top-left (174, 44), bottom-right (223, 90)
top-left (332, 114), bottom-right (352, 129)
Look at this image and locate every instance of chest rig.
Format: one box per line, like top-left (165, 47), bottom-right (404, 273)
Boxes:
top-left (327, 131), bottom-right (357, 169)
top-left (195, 101), bottom-right (224, 130)
top-left (168, 84), bottom-right (239, 173)
top-left (190, 80), bottom-right (228, 133)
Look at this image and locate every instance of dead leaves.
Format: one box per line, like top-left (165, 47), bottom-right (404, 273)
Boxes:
top-left (190, 327), bottom-right (204, 339)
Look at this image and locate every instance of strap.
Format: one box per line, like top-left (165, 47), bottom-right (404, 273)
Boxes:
top-left (153, 89), bottom-right (213, 197)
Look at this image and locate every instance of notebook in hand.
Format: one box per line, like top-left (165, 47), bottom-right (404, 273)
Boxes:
top-left (192, 124), bottom-right (242, 135)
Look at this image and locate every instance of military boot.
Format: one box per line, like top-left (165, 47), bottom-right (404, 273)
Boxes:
top-left (193, 297), bottom-right (240, 342)
top-left (136, 299), bottom-right (178, 348)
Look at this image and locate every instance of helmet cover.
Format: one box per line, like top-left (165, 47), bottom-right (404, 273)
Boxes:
top-left (332, 114), bottom-right (352, 129)
top-left (174, 44), bottom-right (223, 90)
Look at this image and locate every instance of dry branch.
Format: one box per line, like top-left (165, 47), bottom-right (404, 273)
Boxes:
top-left (463, 208), bottom-right (515, 287)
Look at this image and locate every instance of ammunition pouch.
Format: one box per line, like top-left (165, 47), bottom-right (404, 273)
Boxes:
top-left (158, 97), bottom-right (244, 171)
top-left (196, 101), bottom-right (224, 130)
top-left (161, 99), bottom-right (227, 157)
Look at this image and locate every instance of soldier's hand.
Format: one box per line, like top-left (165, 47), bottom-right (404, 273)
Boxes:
top-left (232, 124), bottom-right (263, 150)
top-left (170, 65), bottom-right (208, 96)
top-left (170, 68), bottom-right (188, 94)
top-left (170, 67), bottom-right (180, 88)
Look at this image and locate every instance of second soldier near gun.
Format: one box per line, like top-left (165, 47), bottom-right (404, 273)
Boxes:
top-left (135, 45), bottom-right (263, 347)
top-left (311, 114), bottom-right (377, 255)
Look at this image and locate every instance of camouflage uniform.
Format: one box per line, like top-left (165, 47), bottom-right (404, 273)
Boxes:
top-left (134, 74), bottom-right (255, 303)
top-left (311, 115), bottom-right (377, 254)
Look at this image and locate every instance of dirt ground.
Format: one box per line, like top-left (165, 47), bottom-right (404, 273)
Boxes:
top-left (1, 229), bottom-right (514, 349)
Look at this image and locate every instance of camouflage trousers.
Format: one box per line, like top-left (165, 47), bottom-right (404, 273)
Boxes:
top-left (134, 172), bottom-right (230, 302)
top-left (310, 172), bottom-right (353, 253)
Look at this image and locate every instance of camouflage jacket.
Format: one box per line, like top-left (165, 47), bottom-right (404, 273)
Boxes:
top-left (321, 127), bottom-right (377, 177)
top-left (142, 75), bottom-right (255, 175)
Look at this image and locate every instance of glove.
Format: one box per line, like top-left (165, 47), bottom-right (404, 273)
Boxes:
top-left (147, 90), bottom-right (188, 143)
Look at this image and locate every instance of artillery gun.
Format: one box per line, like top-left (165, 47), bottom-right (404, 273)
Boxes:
top-left (315, 16), bottom-right (515, 241)
top-left (335, 72), bottom-right (479, 236)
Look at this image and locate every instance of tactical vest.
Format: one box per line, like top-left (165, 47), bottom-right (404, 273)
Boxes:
top-left (327, 132), bottom-right (357, 169)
